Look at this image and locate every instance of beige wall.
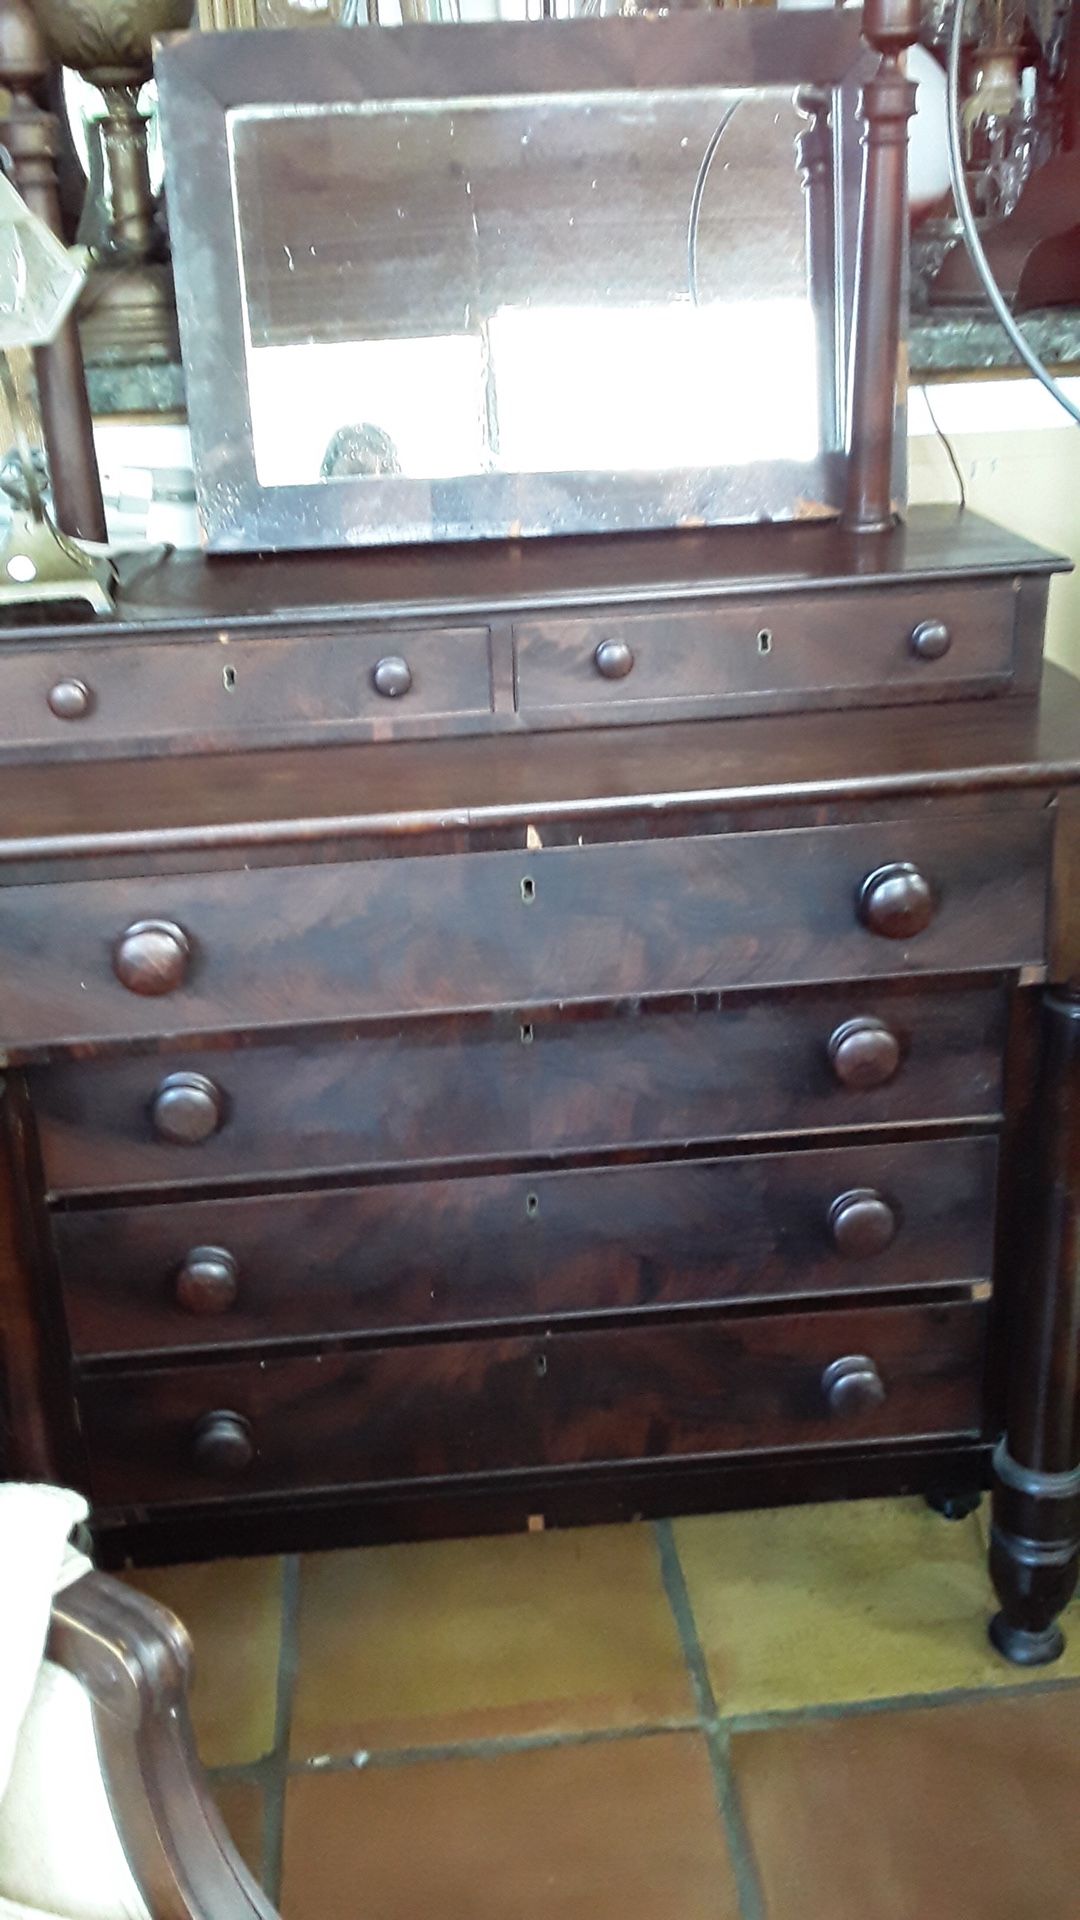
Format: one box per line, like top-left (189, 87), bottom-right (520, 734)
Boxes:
top-left (909, 419), bottom-right (1080, 677)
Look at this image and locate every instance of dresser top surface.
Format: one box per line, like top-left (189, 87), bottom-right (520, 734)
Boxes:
top-left (1, 662), bottom-right (1078, 864)
top-left (6, 508), bottom-right (1070, 645)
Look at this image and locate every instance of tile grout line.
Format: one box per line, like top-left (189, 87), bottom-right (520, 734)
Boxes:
top-left (262, 1553), bottom-right (302, 1909)
top-left (204, 1657), bottom-right (1080, 1789)
top-left (719, 1664), bottom-right (1080, 1733)
top-left (653, 1520), bottom-right (766, 1920)
top-left (294, 1717), bottom-right (705, 1774)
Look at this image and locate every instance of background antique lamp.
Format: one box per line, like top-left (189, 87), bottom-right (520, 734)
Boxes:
top-left (29, 0), bottom-right (192, 360)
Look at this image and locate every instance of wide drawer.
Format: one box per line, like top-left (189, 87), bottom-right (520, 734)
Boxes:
top-left (513, 580), bottom-right (1020, 719)
top-left (31, 981), bottom-right (1007, 1195)
top-left (54, 1136), bottom-right (998, 1358)
top-left (0, 813), bottom-right (1048, 1051)
top-left (78, 1299), bottom-right (988, 1507)
top-left (0, 624), bottom-right (494, 756)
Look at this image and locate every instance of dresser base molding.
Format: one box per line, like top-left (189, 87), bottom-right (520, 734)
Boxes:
top-left (87, 1437), bottom-right (994, 1572)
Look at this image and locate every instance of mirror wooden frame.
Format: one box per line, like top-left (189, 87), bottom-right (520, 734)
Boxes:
top-left (159, 9), bottom-right (897, 553)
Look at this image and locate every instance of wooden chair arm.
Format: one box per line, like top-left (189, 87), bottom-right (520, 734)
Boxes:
top-left (46, 1571), bottom-right (279, 1920)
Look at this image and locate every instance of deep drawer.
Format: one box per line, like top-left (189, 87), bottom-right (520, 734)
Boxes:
top-left (513, 580), bottom-right (1020, 719)
top-left (78, 1299), bottom-right (988, 1508)
top-left (54, 1136), bottom-right (998, 1358)
top-left (31, 982), bottom-right (1007, 1196)
top-left (0, 623), bottom-right (494, 756)
top-left (0, 813), bottom-right (1048, 1052)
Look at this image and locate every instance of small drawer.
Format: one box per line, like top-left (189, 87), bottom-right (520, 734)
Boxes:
top-left (0, 812), bottom-right (1049, 1052)
top-left (514, 581), bottom-right (1019, 720)
top-left (32, 982), bottom-right (1008, 1195)
top-left (78, 1299), bottom-right (987, 1508)
top-left (54, 1135), bottom-right (998, 1358)
top-left (0, 624), bottom-right (493, 757)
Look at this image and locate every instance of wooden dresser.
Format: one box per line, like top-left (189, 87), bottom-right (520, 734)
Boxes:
top-left (1, 506), bottom-right (1079, 1669)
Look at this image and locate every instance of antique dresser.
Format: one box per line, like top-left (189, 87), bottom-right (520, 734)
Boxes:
top-left (0, 0), bottom-right (1079, 1671)
top-left (0, 510), bottom-right (1078, 1670)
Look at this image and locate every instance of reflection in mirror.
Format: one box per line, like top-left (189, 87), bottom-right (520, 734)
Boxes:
top-left (229, 87), bottom-right (831, 507)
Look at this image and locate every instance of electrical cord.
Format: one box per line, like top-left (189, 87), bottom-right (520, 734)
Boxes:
top-left (918, 381), bottom-right (967, 509)
top-left (945, 0), bottom-right (1080, 425)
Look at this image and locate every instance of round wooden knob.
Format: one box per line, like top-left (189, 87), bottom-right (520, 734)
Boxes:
top-left (594, 638), bottom-right (635, 680)
top-left (152, 1071), bottom-right (224, 1145)
top-left (822, 1354), bottom-right (886, 1418)
top-left (828, 1188), bottom-right (899, 1258)
top-left (372, 656), bottom-right (412, 699)
top-left (828, 1017), bottom-right (902, 1090)
top-left (909, 619), bottom-right (951, 661)
top-left (191, 1409), bottom-right (254, 1475)
top-left (113, 921), bottom-right (190, 996)
top-left (47, 678), bottom-right (93, 719)
top-left (175, 1246), bottom-right (239, 1316)
top-left (857, 863), bottom-right (935, 940)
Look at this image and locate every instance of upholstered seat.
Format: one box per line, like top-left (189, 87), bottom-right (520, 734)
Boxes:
top-left (0, 1484), bottom-right (276, 1920)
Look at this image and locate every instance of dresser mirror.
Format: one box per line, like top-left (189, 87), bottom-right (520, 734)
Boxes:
top-left (157, 12), bottom-right (876, 551)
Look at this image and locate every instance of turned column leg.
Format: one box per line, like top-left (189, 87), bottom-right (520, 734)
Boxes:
top-left (990, 988), bottom-right (1080, 1665)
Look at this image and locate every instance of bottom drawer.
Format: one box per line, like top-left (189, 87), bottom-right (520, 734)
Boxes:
top-left (80, 1300), bottom-right (986, 1508)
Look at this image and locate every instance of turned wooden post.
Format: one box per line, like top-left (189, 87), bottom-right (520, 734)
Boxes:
top-left (840, 0), bottom-right (919, 534)
top-left (0, 0), bottom-right (106, 542)
top-left (990, 987), bottom-right (1080, 1664)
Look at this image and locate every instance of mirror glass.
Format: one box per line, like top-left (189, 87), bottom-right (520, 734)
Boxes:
top-left (225, 84), bottom-right (840, 541)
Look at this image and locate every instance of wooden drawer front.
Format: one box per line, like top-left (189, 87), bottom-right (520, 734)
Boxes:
top-left (514, 582), bottom-right (1018, 719)
top-left (55, 1136), bottom-right (997, 1358)
top-left (79, 1300), bottom-right (987, 1507)
top-left (0, 625), bottom-right (493, 755)
top-left (33, 983), bottom-right (1007, 1195)
top-left (0, 813), bottom-right (1047, 1051)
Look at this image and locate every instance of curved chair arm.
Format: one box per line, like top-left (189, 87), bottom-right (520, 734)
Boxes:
top-left (46, 1572), bottom-right (280, 1920)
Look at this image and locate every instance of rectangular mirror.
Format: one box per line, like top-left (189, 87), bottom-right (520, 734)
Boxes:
top-left (159, 15), bottom-right (873, 551)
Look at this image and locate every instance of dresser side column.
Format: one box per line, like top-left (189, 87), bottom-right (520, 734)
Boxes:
top-left (989, 984), bottom-right (1080, 1663)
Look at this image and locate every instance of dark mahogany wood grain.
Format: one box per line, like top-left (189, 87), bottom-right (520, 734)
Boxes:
top-left (1051, 790), bottom-right (1080, 988)
top-left (30, 981), bottom-right (1007, 1195)
top-left (53, 1134), bottom-right (998, 1359)
top-left (990, 988), bottom-right (1080, 1663)
top-left (7, 508), bottom-right (1061, 641)
top-left (0, 1084), bottom-right (61, 1476)
top-left (0, 516), bottom-right (1059, 764)
top-left (0, 662), bottom-right (1078, 868)
top-left (87, 1437), bottom-right (991, 1567)
top-left (78, 1298), bottom-right (987, 1507)
top-left (0, 623), bottom-right (495, 758)
top-left (0, 812), bottom-right (1049, 1051)
top-left (513, 580), bottom-right (1019, 717)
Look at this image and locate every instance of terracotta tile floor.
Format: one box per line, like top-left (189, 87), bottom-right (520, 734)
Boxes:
top-left (125, 1495), bottom-right (1080, 1919)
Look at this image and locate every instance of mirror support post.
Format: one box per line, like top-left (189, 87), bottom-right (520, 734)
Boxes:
top-left (840, 0), bottom-right (919, 535)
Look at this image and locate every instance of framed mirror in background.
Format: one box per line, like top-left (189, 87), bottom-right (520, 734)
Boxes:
top-left (158, 12), bottom-right (879, 552)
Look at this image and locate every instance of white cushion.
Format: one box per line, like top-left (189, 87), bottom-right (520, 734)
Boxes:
top-left (0, 1486), bottom-right (88, 1804)
top-left (0, 1484), bottom-right (149, 1920)
top-left (0, 1665), bottom-right (147, 1920)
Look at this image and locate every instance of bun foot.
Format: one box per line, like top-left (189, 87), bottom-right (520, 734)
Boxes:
top-left (989, 1613), bottom-right (1066, 1667)
top-left (925, 1487), bottom-right (982, 1522)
